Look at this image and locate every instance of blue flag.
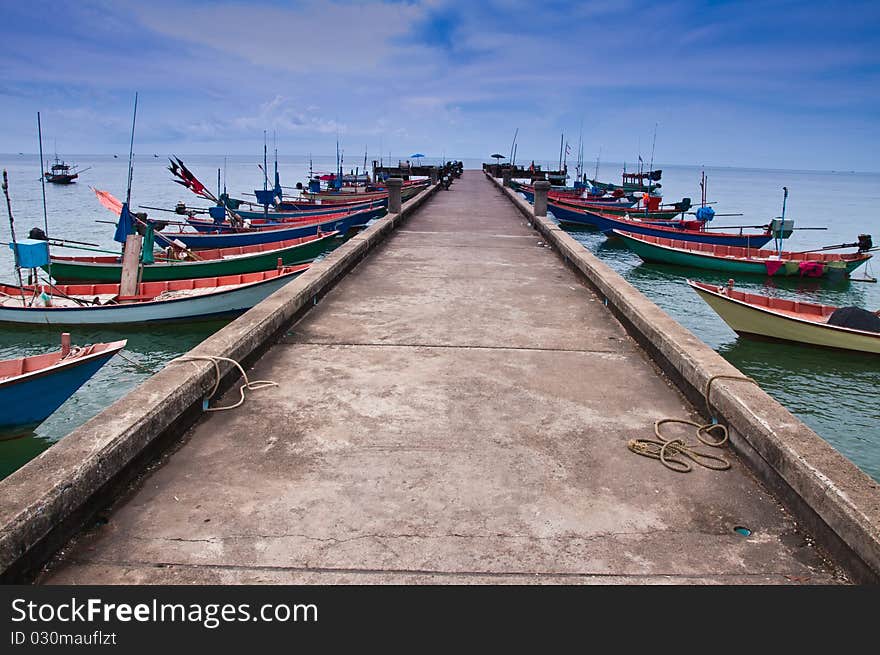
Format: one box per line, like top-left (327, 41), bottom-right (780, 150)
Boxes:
top-left (114, 202), bottom-right (134, 243)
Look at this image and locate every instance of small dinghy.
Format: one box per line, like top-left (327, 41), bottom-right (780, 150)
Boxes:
top-left (0, 334), bottom-right (125, 432)
top-left (689, 279), bottom-right (880, 354)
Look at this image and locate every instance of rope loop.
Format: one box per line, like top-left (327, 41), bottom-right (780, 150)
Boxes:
top-left (628, 374), bottom-right (759, 473)
top-left (171, 355), bottom-right (278, 412)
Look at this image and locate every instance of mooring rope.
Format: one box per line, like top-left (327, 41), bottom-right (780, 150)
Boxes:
top-left (627, 374), bottom-right (759, 473)
top-left (171, 355), bottom-right (278, 412)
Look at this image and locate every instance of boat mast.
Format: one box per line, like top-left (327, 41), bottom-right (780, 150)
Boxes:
top-left (558, 133), bottom-right (563, 171)
top-left (36, 112), bottom-right (52, 281)
top-left (2, 170), bottom-right (28, 304)
top-left (125, 93), bottom-right (138, 207)
top-left (649, 121), bottom-right (658, 173)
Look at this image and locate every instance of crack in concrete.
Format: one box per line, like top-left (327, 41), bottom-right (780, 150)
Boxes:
top-left (277, 341), bottom-right (628, 354)
top-left (126, 528), bottom-right (770, 545)
top-left (58, 557), bottom-right (816, 582)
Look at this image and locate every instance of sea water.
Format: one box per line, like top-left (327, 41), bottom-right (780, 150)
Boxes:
top-left (0, 154), bottom-right (877, 483)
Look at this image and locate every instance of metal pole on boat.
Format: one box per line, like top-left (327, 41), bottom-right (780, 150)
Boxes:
top-left (125, 93), bottom-right (138, 207)
top-left (2, 171), bottom-right (29, 305)
top-left (36, 112), bottom-right (52, 280)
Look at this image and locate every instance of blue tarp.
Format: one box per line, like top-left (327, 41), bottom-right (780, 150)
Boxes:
top-left (254, 189), bottom-right (276, 206)
top-left (209, 205), bottom-right (227, 223)
top-left (114, 202), bottom-right (135, 243)
top-left (695, 206), bottom-right (715, 222)
top-left (8, 239), bottom-right (49, 269)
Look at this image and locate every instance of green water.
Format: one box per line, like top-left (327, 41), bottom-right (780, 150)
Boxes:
top-left (0, 320), bottom-right (227, 479)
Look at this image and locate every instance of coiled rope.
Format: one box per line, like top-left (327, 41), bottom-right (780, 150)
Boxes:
top-left (171, 355), bottom-right (278, 412)
top-left (627, 374), bottom-right (758, 473)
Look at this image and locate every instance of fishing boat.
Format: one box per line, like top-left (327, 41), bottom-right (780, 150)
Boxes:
top-left (551, 195), bottom-right (689, 221)
top-left (45, 231), bottom-right (338, 283)
top-left (547, 200), bottom-right (774, 248)
top-left (0, 265), bottom-right (308, 325)
top-left (590, 169), bottom-right (661, 193)
top-left (231, 198), bottom-right (385, 221)
top-left (689, 279), bottom-right (880, 354)
top-left (165, 205), bottom-right (380, 248)
top-left (43, 157), bottom-right (88, 184)
top-left (299, 180), bottom-right (427, 202)
top-left (613, 230), bottom-right (872, 279)
top-left (510, 181), bottom-right (627, 204)
top-left (184, 204), bottom-right (387, 234)
top-left (0, 335), bottom-right (125, 431)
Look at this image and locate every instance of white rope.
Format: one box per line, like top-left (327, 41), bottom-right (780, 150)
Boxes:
top-left (171, 355), bottom-right (278, 412)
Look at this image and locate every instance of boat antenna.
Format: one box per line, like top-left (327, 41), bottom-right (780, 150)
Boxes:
top-left (595, 147), bottom-right (601, 180)
top-left (2, 170), bottom-right (28, 304)
top-left (36, 112), bottom-right (52, 281)
top-left (649, 121), bottom-right (658, 172)
top-left (263, 130), bottom-right (268, 192)
top-left (125, 93), bottom-right (138, 207)
top-left (509, 128), bottom-right (519, 164)
top-left (558, 133), bottom-right (564, 171)
top-left (576, 119), bottom-right (583, 180)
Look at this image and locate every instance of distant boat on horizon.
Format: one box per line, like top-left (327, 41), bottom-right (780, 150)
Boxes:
top-left (43, 156), bottom-right (90, 184)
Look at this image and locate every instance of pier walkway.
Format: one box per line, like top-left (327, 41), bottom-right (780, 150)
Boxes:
top-left (43, 172), bottom-right (842, 584)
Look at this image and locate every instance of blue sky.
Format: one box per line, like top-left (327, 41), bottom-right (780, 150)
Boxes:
top-left (1, 0), bottom-right (878, 170)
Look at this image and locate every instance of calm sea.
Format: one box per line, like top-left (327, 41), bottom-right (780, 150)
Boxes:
top-left (0, 154), bottom-right (877, 483)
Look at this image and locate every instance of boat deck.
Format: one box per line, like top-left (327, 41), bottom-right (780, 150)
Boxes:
top-left (41, 171), bottom-right (845, 584)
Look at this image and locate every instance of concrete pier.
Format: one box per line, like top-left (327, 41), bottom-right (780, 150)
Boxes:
top-left (36, 171), bottom-right (857, 584)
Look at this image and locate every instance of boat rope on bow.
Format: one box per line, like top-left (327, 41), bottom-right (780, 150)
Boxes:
top-left (627, 374), bottom-right (759, 473)
top-left (171, 355), bottom-right (278, 412)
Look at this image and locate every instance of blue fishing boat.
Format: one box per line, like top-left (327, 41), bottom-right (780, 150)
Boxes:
top-left (0, 335), bottom-right (125, 433)
top-left (547, 200), bottom-right (773, 248)
top-left (183, 205), bottom-right (387, 235)
top-left (155, 208), bottom-right (377, 249)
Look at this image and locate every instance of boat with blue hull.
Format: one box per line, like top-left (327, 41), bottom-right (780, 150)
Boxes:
top-left (231, 198), bottom-right (386, 222)
top-left (547, 200), bottom-right (773, 248)
top-left (0, 337), bottom-right (125, 432)
top-left (182, 205), bottom-right (386, 235)
top-left (155, 207), bottom-right (379, 249)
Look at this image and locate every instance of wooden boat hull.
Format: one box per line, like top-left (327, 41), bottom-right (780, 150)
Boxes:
top-left (689, 280), bottom-right (880, 354)
top-left (589, 178), bottom-right (658, 193)
top-left (44, 173), bottom-right (78, 184)
top-left (516, 187), bottom-right (629, 205)
top-left (615, 230), bottom-right (869, 278)
top-left (300, 183), bottom-right (424, 203)
top-left (0, 268), bottom-right (307, 325)
top-left (158, 210), bottom-right (371, 249)
top-left (46, 232), bottom-right (338, 283)
top-left (185, 205), bottom-right (386, 234)
top-left (554, 197), bottom-right (682, 220)
top-left (231, 199), bottom-right (385, 221)
top-left (548, 201), bottom-right (773, 248)
top-left (0, 340), bottom-right (125, 430)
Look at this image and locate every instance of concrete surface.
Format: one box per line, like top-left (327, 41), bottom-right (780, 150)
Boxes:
top-left (41, 172), bottom-right (847, 584)
top-left (0, 183), bottom-right (439, 582)
top-left (490, 173), bottom-right (880, 582)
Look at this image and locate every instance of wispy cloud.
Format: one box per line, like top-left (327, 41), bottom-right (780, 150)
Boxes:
top-left (0, 0), bottom-right (877, 169)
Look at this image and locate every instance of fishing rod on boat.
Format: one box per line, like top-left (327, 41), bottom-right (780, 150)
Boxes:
top-left (696, 223), bottom-right (828, 231)
top-left (2, 170), bottom-right (29, 305)
top-left (794, 235), bottom-right (875, 254)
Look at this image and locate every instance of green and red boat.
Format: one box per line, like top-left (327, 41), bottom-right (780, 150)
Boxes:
top-left (45, 231), bottom-right (339, 283)
top-left (613, 229), bottom-right (872, 279)
top-left (552, 195), bottom-right (689, 221)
